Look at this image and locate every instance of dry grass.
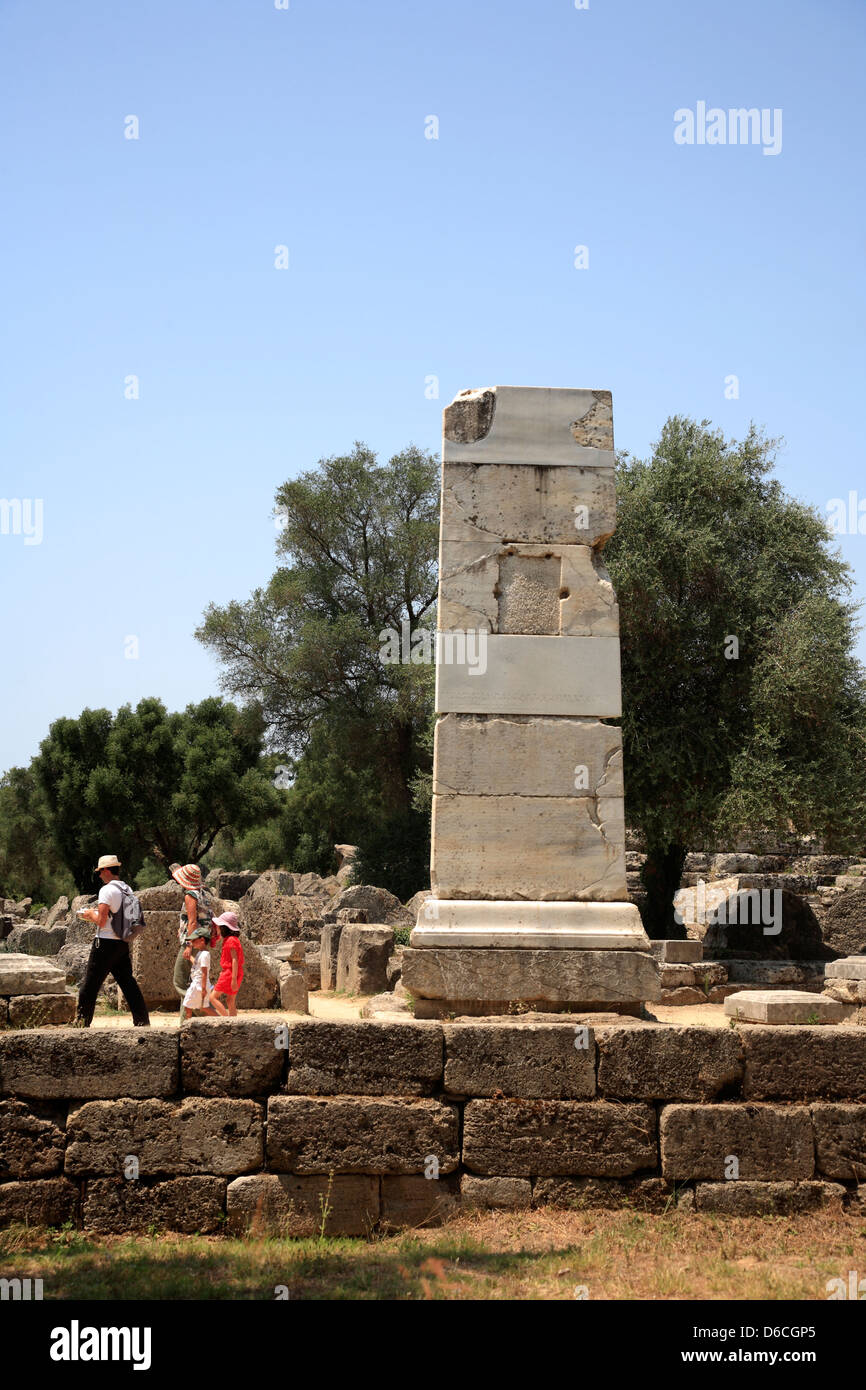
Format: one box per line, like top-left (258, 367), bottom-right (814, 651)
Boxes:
top-left (2, 1206), bottom-right (865, 1300)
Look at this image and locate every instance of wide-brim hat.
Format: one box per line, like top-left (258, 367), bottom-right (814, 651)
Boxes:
top-left (172, 863), bottom-right (204, 891)
top-left (213, 911), bottom-right (241, 935)
top-left (94, 854), bottom-right (122, 874)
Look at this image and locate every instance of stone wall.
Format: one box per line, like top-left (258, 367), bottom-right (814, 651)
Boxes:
top-left (1, 1019), bottom-right (864, 1235)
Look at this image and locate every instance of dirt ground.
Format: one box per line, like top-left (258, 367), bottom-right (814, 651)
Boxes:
top-left (91, 996), bottom-right (732, 1028)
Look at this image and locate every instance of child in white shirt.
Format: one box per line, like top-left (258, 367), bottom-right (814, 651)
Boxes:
top-left (181, 925), bottom-right (211, 1018)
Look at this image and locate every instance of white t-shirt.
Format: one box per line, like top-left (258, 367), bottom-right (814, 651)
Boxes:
top-left (97, 881), bottom-right (123, 939)
top-left (189, 949), bottom-right (210, 994)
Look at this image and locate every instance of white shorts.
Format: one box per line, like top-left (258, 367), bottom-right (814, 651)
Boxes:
top-left (182, 986), bottom-right (205, 1010)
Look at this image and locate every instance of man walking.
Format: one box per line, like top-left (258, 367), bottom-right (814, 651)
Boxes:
top-left (75, 854), bottom-right (150, 1027)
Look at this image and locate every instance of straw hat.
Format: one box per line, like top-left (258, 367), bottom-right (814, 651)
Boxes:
top-left (172, 863), bottom-right (204, 891)
top-left (94, 854), bottom-right (122, 874)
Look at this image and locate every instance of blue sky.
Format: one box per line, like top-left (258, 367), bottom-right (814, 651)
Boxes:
top-left (1, 0), bottom-right (864, 772)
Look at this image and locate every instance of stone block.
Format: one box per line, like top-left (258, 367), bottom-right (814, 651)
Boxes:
top-left (411, 899), bottom-right (647, 948)
top-left (660, 987), bottom-right (707, 1006)
top-left (127, 909), bottom-right (185, 1007)
top-left (825, 956), bottom-right (866, 981)
top-left (442, 386), bottom-right (614, 468)
top-left (278, 966), bottom-right (309, 1014)
top-left (811, 1103), bottom-right (866, 1180)
top-left (431, 794), bottom-right (627, 901)
top-left (336, 926), bottom-right (395, 995)
top-left (824, 978), bottom-right (866, 1005)
top-left (650, 940), bottom-right (703, 964)
top-left (724, 991), bottom-right (850, 1024)
top-left (443, 1020), bottom-right (596, 1098)
top-left (65, 1097), bottom-right (264, 1177)
top-left (596, 1024), bottom-right (743, 1101)
top-left (0, 1177), bottom-right (78, 1227)
top-left (433, 714), bottom-right (623, 800)
top-left (0, 999), bottom-right (6, 1026)
top-left (319, 921), bottom-right (344, 991)
top-left (5, 924), bottom-right (67, 956)
top-left (82, 1177), bottom-right (225, 1234)
top-left (740, 1026), bottom-right (866, 1100)
top-left (0, 954), bottom-right (66, 996)
top-left (442, 460), bottom-right (616, 552)
top-left (462, 1099), bottom-right (656, 1177)
top-left (137, 881), bottom-right (185, 913)
top-left (435, 634), bottom-right (622, 718)
top-left (285, 1020), bottom-right (443, 1095)
top-left (725, 960), bottom-right (823, 986)
top-left (380, 1175), bottom-right (460, 1229)
top-left (226, 1173), bottom-right (379, 1237)
top-left (0, 1099), bottom-right (65, 1178)
top-left (460, 1175), bottom-right (532, 1209)
top-left (659, 965), bottom-right (697, 989)
top-left (708, 985), bottom-right (743, 1004)
top-left (0, 1027), bottom-right (178, 1099)
top-left (8, 993), bottom-right (76, 1028)
top-left (181, 1018), bottom-right (285, 1096)
top-left (533, 1176), bottom-right (675, 1212)
top-left (694, 1181), bottom-right (845, 1214)
top-left (659, 1103), bottom-right (814, 1180)
top-left (267, 1096), bottom-right (459, 1175)
top-left (438, 542), bottom-right (618, 638)
top-left (402, 947), bottom-right (660, 1007)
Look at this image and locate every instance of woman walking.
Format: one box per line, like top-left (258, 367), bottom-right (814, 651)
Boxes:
top-left (171, 864), bottom-right (216, 1013)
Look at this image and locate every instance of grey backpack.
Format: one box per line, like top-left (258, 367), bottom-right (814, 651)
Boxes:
top-left (111, 881), bottom-right (147, 942)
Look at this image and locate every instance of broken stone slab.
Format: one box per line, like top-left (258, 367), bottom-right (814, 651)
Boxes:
top-left (442, 460), bottom-right (616, 552)
top-left (433, 714), bottom-right (624, 799)
top-left (825, 956), bottom-right (866, 980)
top-left (180, 1018), bottom-right (285, 1097)
top-left (278, 964), bottom-right (309, 1014)
top-left (435, 633), bottom-right (622, 718)
top-left (402, 946), bottom-right (660, 1007)
top-left (430, 793), bottom-right (627, 901)
top-left (658, 965), bottom-right (697, 989)
top-left (442, 386), bottom-right (614, 469)
top-left (0, 1028), bottom-right (179, 1099)
top-left (8, 993), bottom-right (76, 1028)
top-left (411, 899), bottom-right (647, 948)
top-left (811, 1103), bottom-right (866, 1180)
top-left (443, 1019), bottom-right (596, 1099)
top-left (462, 1098), bottom-right (656, 1177)
top-left (82, 1177), bottom-right (225, 1235)
top-left (824, 978), bottom-right (866, 1005)
top-left (724, 990), bottom-right (852, 1024)
top-left (595, 1023), bottom-right (743, 1102)
top-left (0, 1177), bottom-right (79, 1228)
top-left (438, 541), bottom-right (618, 638)
top-left (65, 1097), bottom-right (264, 1177)
top-left (740, 1026), bottom-right (866, 1101)
top-left (266, 1096), bottom-right (459, 1176)
top-left (5, 924), bottom-right (67, 956)
top-left (694, 1181), bottom-right (845, 1215)
top-left (460, 1175), bottom-right (532, 1210)
top-left (0, 1099), bottom-right (66, 1179)
top-left (285, 1020), bottom-right (443, 1096)
top-left (659, 986), bottom-right (707, 1006)
top-left (379, 1175), bottom-right (460, 1230)
top-left (660, 1103), bottom-right (814, 1181)
top-left (335, 925), bottom-right (395, 995)
top-left (650, 939), bottom-right (703, 964)
top-left (226, 1173), bottom-right (379, 1237)
top-left (724, 960), bottom-right (826, 987)
top-left (0, 954), bottom-right (66, 996)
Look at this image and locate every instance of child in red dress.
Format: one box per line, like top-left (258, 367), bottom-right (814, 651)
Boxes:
top-left (207, 912), bottom-right (245, 1017)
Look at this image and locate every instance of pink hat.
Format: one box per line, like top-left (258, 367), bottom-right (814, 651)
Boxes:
top-left (212, 911), bottom-right (240, 935)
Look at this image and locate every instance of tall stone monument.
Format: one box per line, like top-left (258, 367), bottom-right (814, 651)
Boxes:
top-left (401, 385), bottom-right (660, 1018)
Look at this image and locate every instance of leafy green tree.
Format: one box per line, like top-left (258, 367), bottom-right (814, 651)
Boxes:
top-left (605, 416), bottom-right (866, 936)
top-left (33, 697), bottom-right (278, 890)
top-left (196, 443), bottom-right (438, 880)
top-left (0, 765), bottom-right (75, 903)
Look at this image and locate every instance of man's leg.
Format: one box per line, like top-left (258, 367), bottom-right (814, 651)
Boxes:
top-left (76, 939), bottom-right (113, 1027)
top-left (109, 942), bottom-right (151, 1027)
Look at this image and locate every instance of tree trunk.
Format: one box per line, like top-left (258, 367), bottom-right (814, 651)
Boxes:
top-left (640, 841), bottom-right (688, 939)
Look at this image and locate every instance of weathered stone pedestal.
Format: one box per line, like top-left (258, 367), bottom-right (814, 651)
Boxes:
top-left (402, 385), bottom-right (659, 1017)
